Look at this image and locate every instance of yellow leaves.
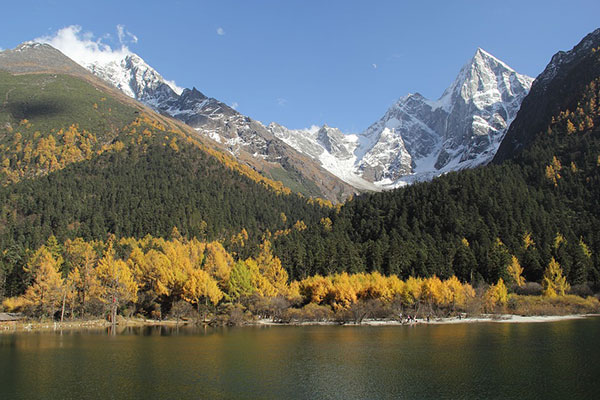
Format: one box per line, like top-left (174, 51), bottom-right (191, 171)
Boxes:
top-left (293, 220), bottom-right (307, 232)
top-left (320, 217), bottom-right (333, 232)
top-left (255, 240), bottom-right (289, 295)
top-left (545, 156), bottom-right (562, 186)
top-left (308, 197), bottom-right (334, 209)
top-left (299, 275), bottom-right (333, 304)
top-left (401, 276), bottom-right (423, 306)
top-left (579, 238), bottom-right (592, 259)
top-left (183, 268), bottom-right (223, 306)
top-left (484, 278), bottom-right (508, 312)
top-left (542, 257), bottom-right (570, 297)
top-left (295, 272), bottom-right (475, 312)
top-left (1, 296), bottom-right (28, 312)
top-left (523, 232), bottom-right (535, 249)
top-left (96, 245), bottom-right (138, 305)
top-left (507, 255), bottom-right (525, 287)
top-left (112, 141), bottom-right (125, 152)
top-left (421, 276), bottom-right (449, 307)
top-left (328, 273), bottom-right (358, 310)
top-left (445, 276), bottom-right (475, 308)
top-left (8, 247), bottom-right (65, 316)
top-left (204, 241), bottom-right (234, 289)
top-left (461, 238), bottom-right (470, 247)
top-left (358, 271), bottom-right (396, 302)
top-left (1, 122), bottom-right (102, 185)
top-left (566, 119), bottom-right (576, 134)
top-left (553, 232), bottom-right (565, 250)
top-left (169, 137), bottom-right (179, 152)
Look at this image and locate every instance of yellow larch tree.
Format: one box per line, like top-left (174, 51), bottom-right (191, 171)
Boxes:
top-left (507, 255), bottom-right (525, 287)
top-left (329, 272), bottom-right (358, 310)
top-left (256, 240), bottom-right (289, 296)
top-left (182, 268), bottom-right (223, 320)
top-left (203, 242), bottom-right (234, 290)
top-left (21, 247), bottom-right (65, 317)
top-left (542, 257), bottom-right (570, 297)
top-left (64, 238), bottom-right (102, 316)
top-left (484, 278), bottom-right (508, 312)
top-left (95, 245), bottom-right (138, 324)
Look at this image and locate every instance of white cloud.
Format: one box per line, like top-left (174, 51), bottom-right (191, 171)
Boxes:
top-left (35, 25), bottom-right (131, 66)
top-left (372, 63), bottom-right (377, 69)
top-left (35, 25), bottom-right (184, 96)
top-left (216, 27), bottom-right (225, 36)
top-left (276, 98), bottom-right (287, 106)
top-left (165, 79), bottom-right (184, 96)
top-left (117, 24), bottom-right (138, 45)
top-left (231, 101), bottom-right (239, 110)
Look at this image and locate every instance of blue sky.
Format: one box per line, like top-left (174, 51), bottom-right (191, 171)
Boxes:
top-left (2, 0), bottom-right (600, 132)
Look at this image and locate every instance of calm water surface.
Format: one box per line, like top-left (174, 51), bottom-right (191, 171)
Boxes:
top-left (1, 318), bottom-right (599, 399)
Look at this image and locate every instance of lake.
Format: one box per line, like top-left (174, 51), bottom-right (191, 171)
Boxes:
top-left (1, 318), bottom-right (599, 399)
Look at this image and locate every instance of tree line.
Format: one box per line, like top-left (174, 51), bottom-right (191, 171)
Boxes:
top-left (2, 233), bottom-right (597, 324)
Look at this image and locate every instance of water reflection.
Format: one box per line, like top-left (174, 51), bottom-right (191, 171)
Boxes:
top-left (1, 318), bottom-right (599, 400)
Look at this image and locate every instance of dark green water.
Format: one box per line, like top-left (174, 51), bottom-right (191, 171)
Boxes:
top-left (1, 318), bottom-right (600, 399)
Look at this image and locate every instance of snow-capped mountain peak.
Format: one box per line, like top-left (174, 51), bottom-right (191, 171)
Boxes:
top-left (39, 35), bottom-right (534, 194)
top-left (263, 49), bottom-right (533, 190)
top-left (353, 48), bottom-right (534, 187)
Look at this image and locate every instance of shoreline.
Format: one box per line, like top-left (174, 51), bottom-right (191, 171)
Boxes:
top-left (2, 313), bottom-right (598, 334)
top-left (255, 313), bottom-right (599, 327)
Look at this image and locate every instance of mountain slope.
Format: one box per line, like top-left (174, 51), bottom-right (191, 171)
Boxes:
top-left (495, 28), bottom-right (600, 162)
top-left (44, 43), bottom-right (357, 202)
top-left (0, 43), bottom-right (330, 251)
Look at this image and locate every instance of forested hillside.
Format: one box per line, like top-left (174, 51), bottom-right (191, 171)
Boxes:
top-left (0, 64), bottom-right (332, 300)
top-left (273, 39), bottom-right (600, 291)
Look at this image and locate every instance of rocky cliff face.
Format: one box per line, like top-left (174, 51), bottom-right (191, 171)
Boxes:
top-left (356, 48), bottom-right (533, 186)
top-left (269, 49), bottom-right (533, 188)
top-left (495, 28), bottom-right (600, 163)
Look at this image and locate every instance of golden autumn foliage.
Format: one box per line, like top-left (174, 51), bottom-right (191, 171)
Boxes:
top-left (484, 278), bottom-right (508, 312)
top-left (255, 240), bottom-right (289, 295)
top-left (545, 156), bottom-right (562, 186)
top-left (5, 233), bottom-right (592, 322)
top-left (507, 255), bottom-right (525, 287)
top-left (15, 247), bottom-right (65, 317)
top-left (95, 245), bottom-right (138, 308)
top-left (0, 122), bottom-right (104, 185)
top-left (542, 257), bottom-right (570, 297)
top-left (183, 268), bottom-right (223, 309)
top-left (296, 273), bottom-right (474, 312)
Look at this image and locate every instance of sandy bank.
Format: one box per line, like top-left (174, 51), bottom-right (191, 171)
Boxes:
top-left (255, 314), bottom-right (599, 327)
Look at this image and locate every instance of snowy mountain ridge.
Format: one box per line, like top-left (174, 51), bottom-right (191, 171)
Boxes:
top-left (34, 37), bottom-right (533, 192)
top-left (269, 48), bottom-right (533, 188)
